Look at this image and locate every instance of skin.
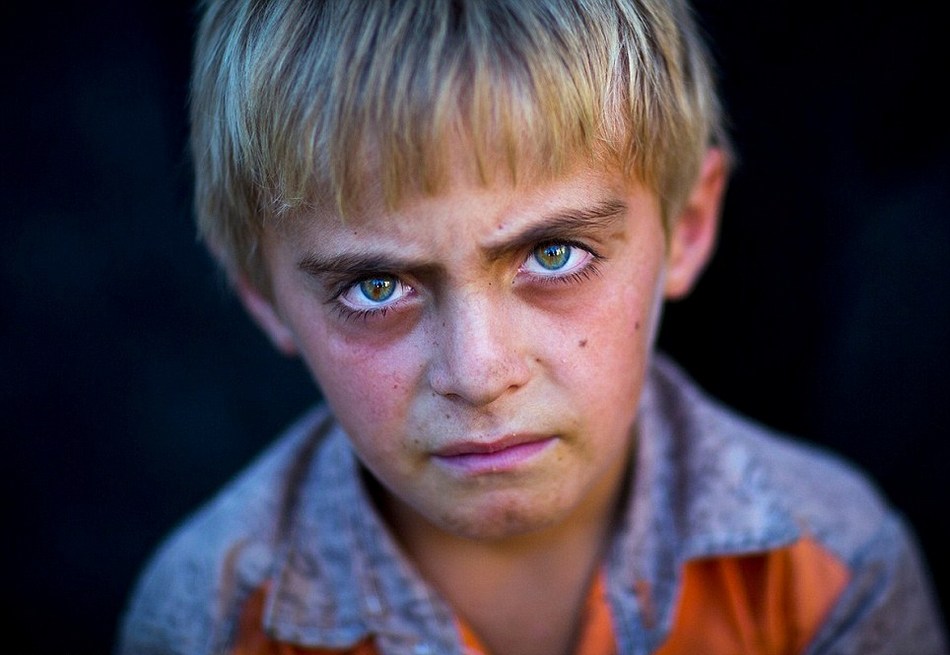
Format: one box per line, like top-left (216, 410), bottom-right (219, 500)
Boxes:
top-left (238, 149), bottom-right (726, 655)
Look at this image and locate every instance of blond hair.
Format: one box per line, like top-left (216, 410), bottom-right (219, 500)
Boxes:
top-left (190, 0), bottom-right (729, 283)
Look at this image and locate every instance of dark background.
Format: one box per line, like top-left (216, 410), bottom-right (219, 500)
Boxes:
top-left (3, 1), bottom-right (947, 653)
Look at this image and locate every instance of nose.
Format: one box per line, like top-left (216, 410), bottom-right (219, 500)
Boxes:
top-left (426, 291), bottom-right (531, 407)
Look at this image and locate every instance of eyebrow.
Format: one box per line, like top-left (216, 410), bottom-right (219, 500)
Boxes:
top-left (298, 251), bottom-right (423, 278)
top-left (482, 198), bottom-right (627, 261)
top-left (297, 198), bottom-right (628, 276)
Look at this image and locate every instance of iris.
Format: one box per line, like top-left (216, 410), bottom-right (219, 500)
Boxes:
top-left (534, 244), bottom-right (571, 270)
top-left (359, 276), bottom-right (396, 302)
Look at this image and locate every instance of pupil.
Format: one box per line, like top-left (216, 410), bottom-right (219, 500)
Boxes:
top-left (537, 244), bottom-right (569, 269)
top-left (360, 277), bottom-right (395, 302)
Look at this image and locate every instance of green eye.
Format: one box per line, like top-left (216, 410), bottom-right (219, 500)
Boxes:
top-left (533, 243), bottom-right (571, 270)
top-left (522, 241), bottom-right (595, 280)
top-left (337, 273), bottom-right (412, 316)
top-left (358, 276), bottom-right (396, 302)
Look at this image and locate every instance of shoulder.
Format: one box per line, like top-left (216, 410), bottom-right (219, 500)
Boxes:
top-left (648, 355), bottom-right (948, 653)
top-left (649, 353), bottom-right (892, 559)
top-left (115, 406), bottom-right (334, 655)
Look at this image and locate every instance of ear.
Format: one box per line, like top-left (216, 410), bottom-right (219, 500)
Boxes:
top-left (664, 147), bottom-right (728, 299)
top-left (233, 273), bottom-right (299, 356)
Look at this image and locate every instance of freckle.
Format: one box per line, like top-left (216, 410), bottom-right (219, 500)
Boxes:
top-left (635, 321), bottom-right (641, 330)
top-left (578, 339), bottom-right (587, 348)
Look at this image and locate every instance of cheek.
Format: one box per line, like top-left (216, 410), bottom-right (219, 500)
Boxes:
top-left (571, 313), bottom-right (646, 399)
top-left (300, 325), bottom-right (425, 441)
top-left (610, 252), bottom-right (666, 349)
top-left (555, 263), bottom-right (663, 397)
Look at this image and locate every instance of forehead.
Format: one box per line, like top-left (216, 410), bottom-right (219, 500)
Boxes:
top-left (274, 157), bottom-right (655, 257)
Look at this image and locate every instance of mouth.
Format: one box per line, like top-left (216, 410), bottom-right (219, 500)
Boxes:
top-left (432, 434), bottom-right (557, 475)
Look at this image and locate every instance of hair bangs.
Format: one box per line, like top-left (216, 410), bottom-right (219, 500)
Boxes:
top-left (284, 1), bottom-right (622, 217)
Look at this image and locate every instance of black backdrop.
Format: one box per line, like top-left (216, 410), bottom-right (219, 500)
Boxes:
top-left (3, 1), bottom-right (948, 652)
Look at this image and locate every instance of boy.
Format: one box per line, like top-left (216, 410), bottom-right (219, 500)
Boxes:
top-left (117, 0), bottom-right (947, 653)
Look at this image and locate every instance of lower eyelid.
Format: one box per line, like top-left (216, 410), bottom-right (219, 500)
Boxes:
top-left (529, 264), bottom-right (601, 284)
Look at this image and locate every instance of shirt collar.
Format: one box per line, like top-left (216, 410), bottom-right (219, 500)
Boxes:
top-left (263, 425), bottom-right (461, 653)
top-left (606, 354), bottom-right (800, 650)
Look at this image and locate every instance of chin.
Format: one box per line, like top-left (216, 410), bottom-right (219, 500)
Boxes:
top-left (433, 496), bottom-right (568, 543)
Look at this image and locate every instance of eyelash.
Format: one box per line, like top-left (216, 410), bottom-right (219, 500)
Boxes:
top-left (327, 240), bottom-right (604, 322)
top-left (331, 305), bottom-right (394, 323)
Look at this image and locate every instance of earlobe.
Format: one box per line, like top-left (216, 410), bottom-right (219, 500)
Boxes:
top-left (234, 274), bottom-right (299, 356)
top-left (664, 147), bottom-right (728, 299)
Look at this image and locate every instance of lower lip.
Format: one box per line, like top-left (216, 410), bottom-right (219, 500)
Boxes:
top-left (432, 438), bottom-right (556, 475)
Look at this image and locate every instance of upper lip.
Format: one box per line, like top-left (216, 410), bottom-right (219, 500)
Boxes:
top-left (433, 433), bottom-right (552, 457)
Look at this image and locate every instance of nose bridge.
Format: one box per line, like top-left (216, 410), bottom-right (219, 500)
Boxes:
top-left (428, 285), bottom-right (529, 406)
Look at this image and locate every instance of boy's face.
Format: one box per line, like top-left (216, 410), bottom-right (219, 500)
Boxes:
top-left (241, 152), bottom-right (722, 544)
